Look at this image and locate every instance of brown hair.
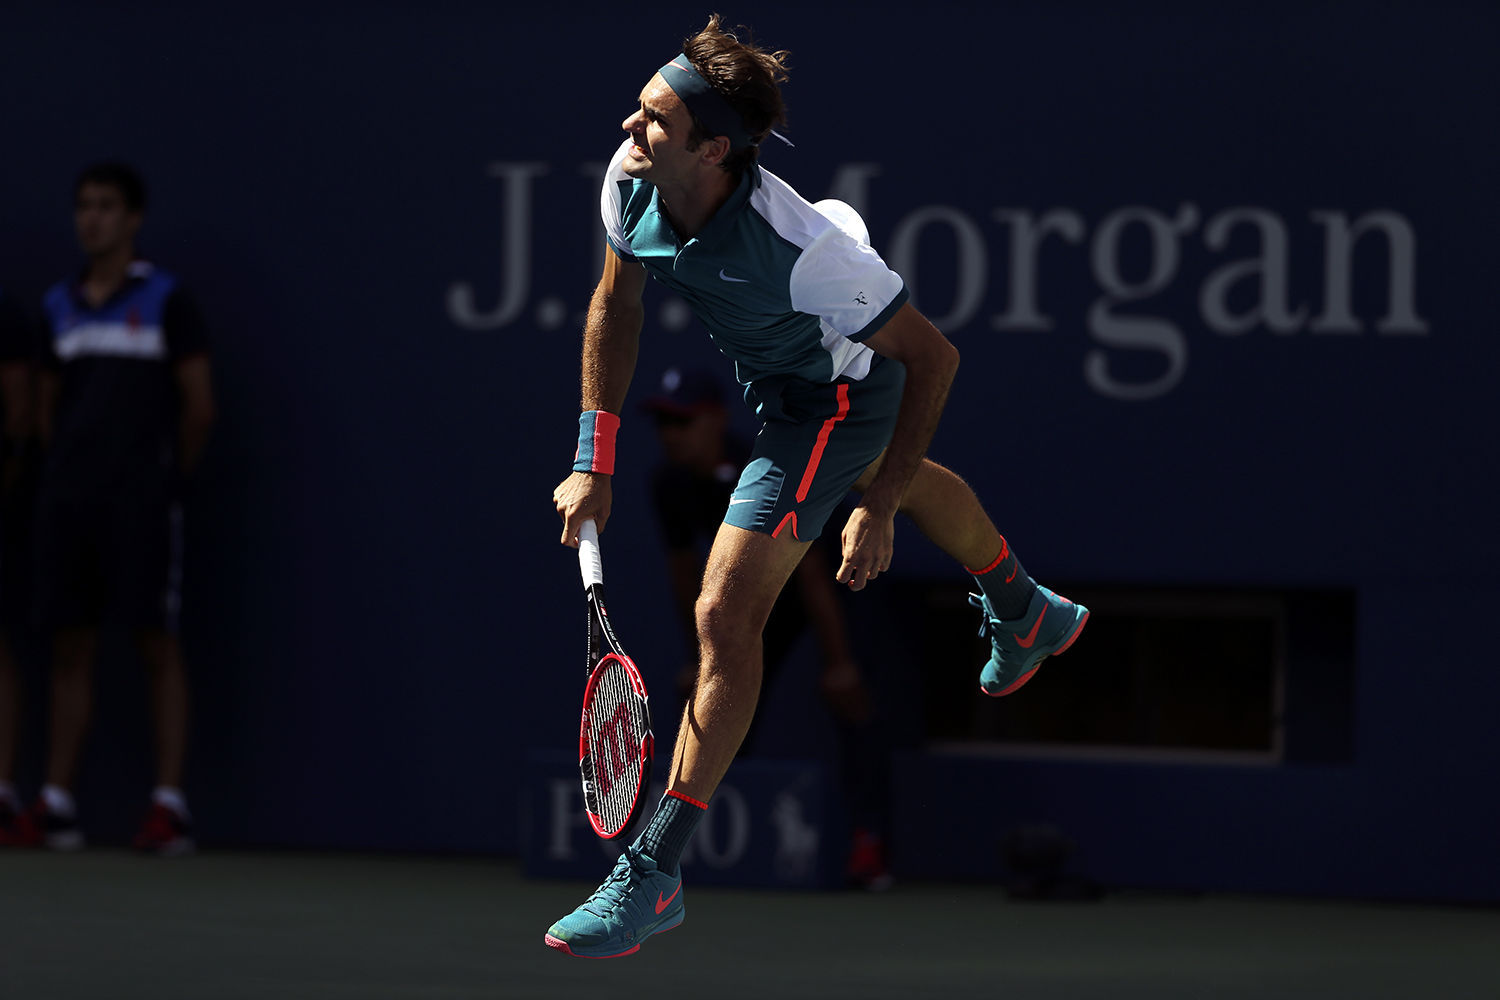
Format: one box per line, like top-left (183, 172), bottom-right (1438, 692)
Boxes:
top-left (75, 161), bottom-right (148, 213)
top-left (682, 14), bottom-right (790, 176)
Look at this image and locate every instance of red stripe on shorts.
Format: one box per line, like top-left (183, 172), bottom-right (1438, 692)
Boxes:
top-left (795, 384), bottom-right (850, 503)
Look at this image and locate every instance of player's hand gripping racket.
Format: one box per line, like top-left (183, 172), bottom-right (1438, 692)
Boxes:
top-left (576, 519), bottom-right (654, 840)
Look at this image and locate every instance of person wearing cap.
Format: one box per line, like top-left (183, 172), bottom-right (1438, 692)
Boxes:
top-left (641, 365), bottom-right (892, 889)
top-left (546, 16), bottom-right (1088, 957)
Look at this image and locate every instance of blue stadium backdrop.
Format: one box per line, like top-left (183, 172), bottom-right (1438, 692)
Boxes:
top-left (1, 1), bottom-right (1496, 902)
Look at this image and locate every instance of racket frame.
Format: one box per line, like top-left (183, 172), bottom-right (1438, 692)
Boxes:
top-left (577, 520), bottom-right (654, 840)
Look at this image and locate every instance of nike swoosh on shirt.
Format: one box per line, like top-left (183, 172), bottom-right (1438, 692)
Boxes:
top-left (728, 497), bottom-right (756, 505)
top-left (718, 269), bottom-right (750, 283)
top-left (656, 882), bottom-right (682, 914)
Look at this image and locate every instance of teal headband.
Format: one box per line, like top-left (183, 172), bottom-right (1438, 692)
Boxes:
top-left (659, 54), bottom-right (757, 150)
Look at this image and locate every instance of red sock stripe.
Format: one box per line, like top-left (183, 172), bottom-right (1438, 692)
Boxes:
top-left (965, 537), bottom-right (1009, 575)
top-left (667, 789), bottom-right (708, 810)
top-left (795, 384), bottom-right (850, 503)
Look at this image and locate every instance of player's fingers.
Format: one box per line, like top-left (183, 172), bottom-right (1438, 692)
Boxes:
top-left (560, 505), bottom-right (586, 547)
top-left (835, 553), bottom-right (855, 585)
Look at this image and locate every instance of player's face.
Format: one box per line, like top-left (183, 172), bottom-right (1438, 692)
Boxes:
top-left (74, 183), bottom-right (141, 258)
top-left (621, 74), bottom-right (700, 186)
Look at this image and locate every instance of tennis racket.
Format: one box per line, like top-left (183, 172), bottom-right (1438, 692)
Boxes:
top-left (576, 519), bottom-right (654, 840)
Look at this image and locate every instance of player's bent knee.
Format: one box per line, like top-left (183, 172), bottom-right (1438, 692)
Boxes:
top-left (694, 595), bottom-right (763, 656)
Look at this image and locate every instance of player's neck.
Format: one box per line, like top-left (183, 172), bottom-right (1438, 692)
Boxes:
top-left (82, 245), bottom-right (135, 305)
top-left (657, 169), bottom-right (737, 240)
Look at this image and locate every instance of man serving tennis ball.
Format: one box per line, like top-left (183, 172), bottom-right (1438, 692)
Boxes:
top-left (548, 15), bottom-right (1088, 958)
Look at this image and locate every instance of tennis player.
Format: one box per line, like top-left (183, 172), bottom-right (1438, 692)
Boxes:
top-left (547, 16), bottom-right (1088, 957)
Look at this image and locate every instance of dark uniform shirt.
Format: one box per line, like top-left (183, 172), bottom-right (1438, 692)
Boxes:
top-left (40, 261), bottom-right (207, 497)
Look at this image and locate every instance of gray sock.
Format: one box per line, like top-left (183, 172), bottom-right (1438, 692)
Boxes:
top-left (633, 791), bottom-right (706, 875)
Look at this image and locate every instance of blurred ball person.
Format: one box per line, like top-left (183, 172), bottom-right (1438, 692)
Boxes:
top-left (0, 163), bottom-right (214, 855)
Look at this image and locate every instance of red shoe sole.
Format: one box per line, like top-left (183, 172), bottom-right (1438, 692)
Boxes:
top-left (544, 934), bottom-right (641, 958)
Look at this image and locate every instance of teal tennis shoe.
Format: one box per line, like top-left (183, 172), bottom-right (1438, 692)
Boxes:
top-left (970, 585), bottom-right (1089, 697)
top-left (543, 848), bottom-right (685, 958)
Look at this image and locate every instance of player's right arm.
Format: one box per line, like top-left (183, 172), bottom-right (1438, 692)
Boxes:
top-left (553, 249), bottom-right (647, 546)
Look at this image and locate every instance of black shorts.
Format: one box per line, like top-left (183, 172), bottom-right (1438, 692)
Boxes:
top-left (33, 489), bottom-right (182, 632)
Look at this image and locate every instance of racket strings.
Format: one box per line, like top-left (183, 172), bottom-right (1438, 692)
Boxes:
top-left (587, 661), bottom-right (649, 831)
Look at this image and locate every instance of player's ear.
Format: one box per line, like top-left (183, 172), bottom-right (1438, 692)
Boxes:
top-left (700, 135), bottom-right (730, 166)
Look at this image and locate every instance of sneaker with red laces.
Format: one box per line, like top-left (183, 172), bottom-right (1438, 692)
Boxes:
top-left (134, 802), bottom-right (195, 857)
top-left (0, 798), bottom-right (84, 851)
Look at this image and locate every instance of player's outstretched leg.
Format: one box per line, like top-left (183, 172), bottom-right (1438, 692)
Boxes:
top-left (543, 847), bottom-right (685, 958)
top-left (857, 455), bottom-right (1089, 696)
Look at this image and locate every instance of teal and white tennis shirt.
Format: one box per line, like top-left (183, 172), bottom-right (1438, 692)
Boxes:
top-left (600, 138), bottom-right (909, 393)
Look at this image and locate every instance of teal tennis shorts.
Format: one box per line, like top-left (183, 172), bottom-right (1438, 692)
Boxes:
top-left (726, 357), bottom-right (906, 542)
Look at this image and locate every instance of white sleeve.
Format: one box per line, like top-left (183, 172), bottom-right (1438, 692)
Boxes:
top-left (788, 226), bottom-right (908, 342)
top-left (599, 138), bottom-right (637, 257)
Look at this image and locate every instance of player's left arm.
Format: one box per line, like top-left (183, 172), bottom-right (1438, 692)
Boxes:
top-left (838, 302), bottom-right (959, 590)
top-left (173, 355), bottom-right (216, 477)
top-left (164, 286), bottom-right (215, 478)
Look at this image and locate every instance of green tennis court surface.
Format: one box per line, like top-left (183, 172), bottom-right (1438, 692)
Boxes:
top-left (2, 850), bottom-right (1494, 999)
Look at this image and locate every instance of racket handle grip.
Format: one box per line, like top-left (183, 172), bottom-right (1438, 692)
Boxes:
top-left (578, 519), bottom-right (604, 589)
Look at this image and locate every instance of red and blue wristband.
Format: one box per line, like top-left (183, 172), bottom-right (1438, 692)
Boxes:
top-left (573, 410), bottom-right (620, 475)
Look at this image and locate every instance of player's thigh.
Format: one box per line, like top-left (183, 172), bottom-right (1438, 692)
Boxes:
top-left (106, 495), bottom-right (180, 632)
top-left (696, 523), bottom-right (810, 645)
top-left (32, 494), bottom-right (107, 629)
